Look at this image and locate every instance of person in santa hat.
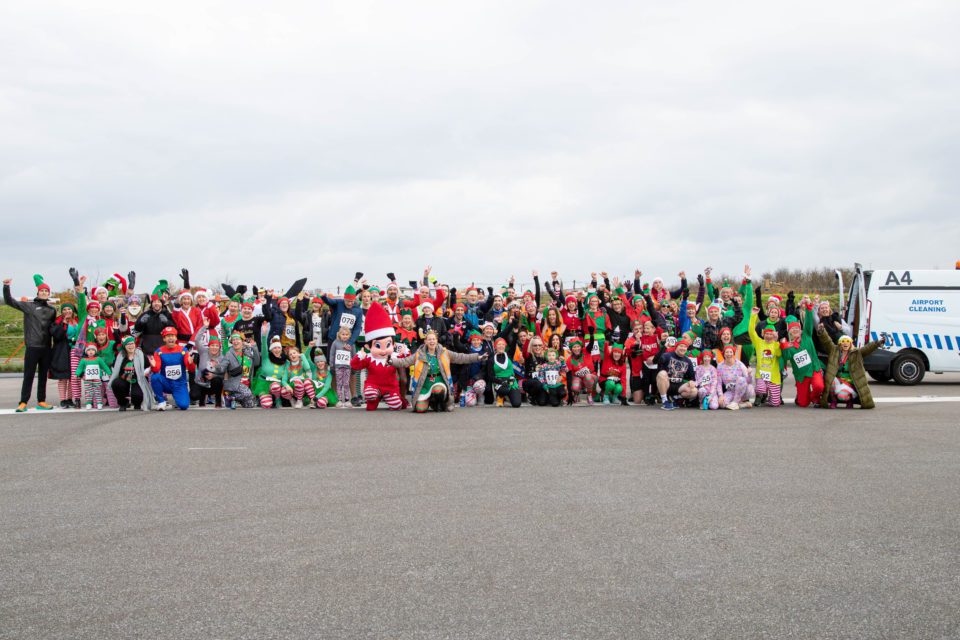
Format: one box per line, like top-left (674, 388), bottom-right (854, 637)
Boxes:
top-left (349, 302), bottom-right (407, 411)
top-left (172, 290), bottom-right (203, 348)
top-left (3, 274), bottom-right (56, 412)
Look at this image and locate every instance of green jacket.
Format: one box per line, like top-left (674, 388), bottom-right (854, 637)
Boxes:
top-left (75, 356), bottom-right (112, 380)
top-left (817, 329), bottom-right (883, 409)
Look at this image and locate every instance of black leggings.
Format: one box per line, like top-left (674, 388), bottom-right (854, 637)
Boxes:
top-left (20, 346), bottom-right (51, 404)
top-left (522, 379), bottom-right (547, 406)
top-left (111, 378), bottom-right (144, 409)
top-left (192, 377), bottom-right (224, 406)
top-left (545, 385), bottom-right (566, 407)
top-left (494, 381), bottom-right (522, 408)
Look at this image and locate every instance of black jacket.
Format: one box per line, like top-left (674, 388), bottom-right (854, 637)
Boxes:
top-left (3, 286), bottom-right (55, 348)
top-left (134, 308), bottom-right (175, 355)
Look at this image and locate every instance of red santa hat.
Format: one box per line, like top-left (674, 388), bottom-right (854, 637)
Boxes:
top-left (767, 294), bottom-right (783, 307)
top-left (363, 301), bottom-right (395, 342)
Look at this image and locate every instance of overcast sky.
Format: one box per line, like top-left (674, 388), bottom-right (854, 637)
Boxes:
top-left (1, 0), bottom-right (958, 294)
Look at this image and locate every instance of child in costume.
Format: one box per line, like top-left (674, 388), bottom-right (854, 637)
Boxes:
top-left (75, 343), bottom-right (112, 410)
top-left (151, 326), bottom-right (196, 410)
top-left (91, 323), bottom-right (119, 408)
top-left (716, 344), bottom-right (753, 410)
top-left (534, 348), bottom-right (568, 407)
top-left (695, 350), bottom-right (722, 410)
top-left (779, 299), bottom-right (825, 407)
top-left (331, 327), bottom-right (356, 407)
top-left (350, 303), bottom-right (406, 411)
top-left (748, 308), bottom-right (784, 407)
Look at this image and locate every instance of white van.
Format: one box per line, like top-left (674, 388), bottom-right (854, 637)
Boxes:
top-left (843, 264), bottom-right (960, 384)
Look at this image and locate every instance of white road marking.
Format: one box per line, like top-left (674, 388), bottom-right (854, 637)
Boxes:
top-left (187, 447), bottom-right (248, 450)
top-left (874, 396), bottom-right (960, 403)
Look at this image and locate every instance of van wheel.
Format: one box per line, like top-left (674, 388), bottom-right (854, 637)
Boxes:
top-left (869, 371), bottom-right (891, 383)
top-left (891, 353), bottom-right (924, 385)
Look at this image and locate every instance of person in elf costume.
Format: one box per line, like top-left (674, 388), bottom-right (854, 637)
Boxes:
top-left (213, 332), bottom-right (260, 409)
top-left (90, 322), bottom-right (119, 408)
top-left (598, 342), bottom-right (629, 405)
top-left (75, 342), bottom-right (112, 410)
top-left (704, 265), bottom-right (755, 364)
top-left (253, 336), bottom-right (290, 409)
top-left (458, 329), bottom-right (492, 406)
top-left (564, 337), bottom-right (597, 404)
top-left (582, 292), bottom-right (608, 368)
top-left (219, 295), bottom-right (242, 344)
top-left (392, 329), bottom-right (484, 413)
top-left (281, 346), bottom-right (315, 409)
top-left (694, 350), bottom-right (723, 410)
top-left (748, 308), bottom-right (784, 407)
top-left (779, 298), bottom-right (825, 407)
top-left (716, 344), bottom-right (753, 410)
top-left (50, 300), bottom-right (80, 408)
top-left (485, 336), bottom-right (523, 408)
top-left (350, 302), bottom-right (407, 411)
top-left (308, 351), bottom-right (339, 408)
top-left (151, 326), bottom-right (196, 411)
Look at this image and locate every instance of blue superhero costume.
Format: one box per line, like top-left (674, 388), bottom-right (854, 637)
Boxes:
top-left (151, 345), bottom-right (194, 409)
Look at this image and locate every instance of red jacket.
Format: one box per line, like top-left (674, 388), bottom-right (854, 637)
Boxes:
top-left (172, 306), bottom-right (203, 343)
top-left (402, 289), bottom-right (447, 321)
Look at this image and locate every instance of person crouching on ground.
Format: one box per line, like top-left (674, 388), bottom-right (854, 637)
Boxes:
top-left (818, 330), bottom-right (885, 409)
top-left (151, 326), bottom-right (195, 411)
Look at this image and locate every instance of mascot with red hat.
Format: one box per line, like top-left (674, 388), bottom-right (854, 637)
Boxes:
top-left (351, 302), bottom-right (406, 411)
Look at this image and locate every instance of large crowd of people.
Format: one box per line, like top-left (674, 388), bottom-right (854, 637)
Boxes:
top-left (3, 265), bottom-right (885, 414)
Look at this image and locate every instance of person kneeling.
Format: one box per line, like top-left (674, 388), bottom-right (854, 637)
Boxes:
top-left (656, 337), bottom-right (698, 410)
top-left (151, 326), bottom-right (195, 411)
top-left (392, 330), bottom-right (485, 413)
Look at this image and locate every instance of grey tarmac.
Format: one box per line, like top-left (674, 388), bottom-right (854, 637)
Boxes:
top-left (1, 377), bottom-right (959, 639)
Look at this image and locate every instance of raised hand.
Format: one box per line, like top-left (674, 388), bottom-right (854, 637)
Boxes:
top-left (532, 270), bottom-right (538, 279)
top-left (354, 272), bottom-right (364, 282)
top-left (127, 271), bottom-right (136, 291)
top-left (634, 269), bottom-right (642, 279)
top-left (2, 278), bottom-right (10, 286)
top-left (751, 307), bottom-right (760, 315)
top-left (69, 267), bottom-right (80, 286)
top-left (744, 264), bottom-right (752, 277)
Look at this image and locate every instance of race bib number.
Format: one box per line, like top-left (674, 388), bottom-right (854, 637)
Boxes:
top-left (84, 365), bottom-right (101, 379)
top-left (793, 350), bottom-right (811, 368)
top-left (545, 370), bottom-right (559, 385)
top-left (693, 337), bottom-right (702, 349)
top-left (284, 324), bottom-right (296, 339)
top-left (701, 373), bottom-right (712, 385)
top-left (312, 318), bottom-right (323, 336)
top-left (590, 341), bottom-right (600, 356)
top-left (758, 370), bottom-right (772, 382)
top-left (334, 350), bottom-right (351, 366)
top-left (166, 364), bottom-right (182, 380)
top-left (339, 314), bottom-right (356, 330)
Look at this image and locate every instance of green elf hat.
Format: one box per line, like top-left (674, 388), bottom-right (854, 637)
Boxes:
top-left (584, 292), bottom-right (598, 303)
top-left (611, 342), bottom-right (625, 354)
top-left (33, 274), bottom-right (50, 293)
top-left (399, 308), bottom-right (413, 317)
top-left (343, 284), bottom-right (358, 301)
top-left (90, 319), bottom-right (107, 334)
top-left (230, 293), bottom-right (243, 303)
top-left (121, 335), bottom-right (136, 346)
top-left (785, 315), bottom-right (801, 332)
top-left (229, 331), bottom-right (244, 342)
top-left (368, 286), bottom-right (381, 297)
top-left (59, 302), bottom-right (78, 316)
top-left (568, 336), bottom-right (584, 348)
top-left (467, 330), bottom-right (482, 342)
top-left (762, 322), bottom-right (778, 336)
top-left (152, 280), bottom-right (169, 297)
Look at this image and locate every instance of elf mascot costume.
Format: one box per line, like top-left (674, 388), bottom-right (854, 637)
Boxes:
top-left (350, 302), bottom-right (407, 411)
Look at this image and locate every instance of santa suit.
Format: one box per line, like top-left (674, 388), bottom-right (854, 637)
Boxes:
top-left (172, 306), bottom-right (203, 346)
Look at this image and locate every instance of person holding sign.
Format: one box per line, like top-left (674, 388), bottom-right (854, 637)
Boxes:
top-left (748, 308), bottom-right (784, 407)
top-left (779, 298), bottom-right (825, 407)
top-left (150, 326), bottom-right (195, 411)
top-left (75, 343), bottom-right (112, 410)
